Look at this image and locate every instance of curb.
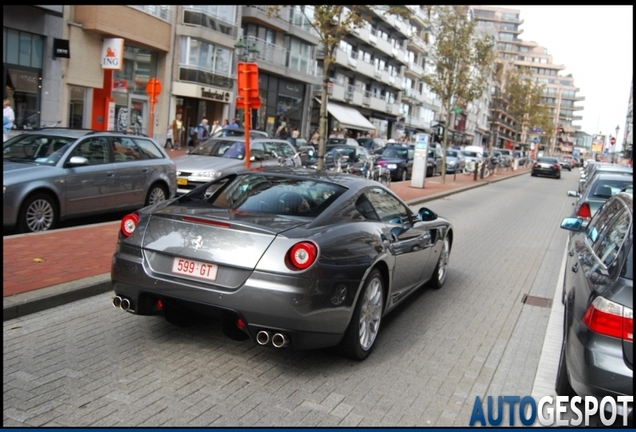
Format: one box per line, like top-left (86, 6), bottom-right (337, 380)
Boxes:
top-left (3, 274), bottom-right (112, 321)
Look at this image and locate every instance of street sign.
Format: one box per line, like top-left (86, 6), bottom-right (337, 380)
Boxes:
top-left (610, 136), bottom-right (616, 145)
top-left (145, 78), bottom-right (162, 101)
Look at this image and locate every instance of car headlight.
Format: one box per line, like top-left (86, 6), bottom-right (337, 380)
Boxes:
top-left (448, 160), bottom-right (456, 166)
top-left (387, 163), bottom-right (397, 169)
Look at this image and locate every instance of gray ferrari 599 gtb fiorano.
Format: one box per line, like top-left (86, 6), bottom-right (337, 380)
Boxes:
top-left (111, 167), bottom-right (453, 360)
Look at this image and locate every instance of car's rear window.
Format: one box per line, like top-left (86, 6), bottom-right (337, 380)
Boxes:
top-left (3, 134), bottom-right (76, 163)
top-left (201, 174), bottom-right (347, 217)
top-left (537, 157), bottom-right (558, 164)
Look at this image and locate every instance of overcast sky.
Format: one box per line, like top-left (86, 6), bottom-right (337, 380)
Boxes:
top-left (496, 5), bottom-right (633, 148)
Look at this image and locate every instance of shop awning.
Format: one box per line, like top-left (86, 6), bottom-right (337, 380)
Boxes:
top-left (327, 102), bottom-right (376, 132)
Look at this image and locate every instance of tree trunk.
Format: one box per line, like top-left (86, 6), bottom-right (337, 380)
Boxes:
top-left (441, 106), bottom-right (451, 184)
top-left (317, 60), bottom-right (332, 171)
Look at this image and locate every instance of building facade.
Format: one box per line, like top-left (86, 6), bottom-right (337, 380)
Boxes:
top-left (3, 6), bottom-right (64, 133)
top-left (472, 5), bottom-right (585, 154)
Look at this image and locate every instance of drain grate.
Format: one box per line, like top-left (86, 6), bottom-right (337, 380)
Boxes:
top-left (521, 294), bottom-right (553, 309)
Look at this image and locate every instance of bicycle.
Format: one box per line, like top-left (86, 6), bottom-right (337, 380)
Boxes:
top-left (362, 155), bottom-right (391, 186)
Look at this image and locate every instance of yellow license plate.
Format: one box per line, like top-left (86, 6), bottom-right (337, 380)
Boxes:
top-left (177, 178), bottom-right (188, 185)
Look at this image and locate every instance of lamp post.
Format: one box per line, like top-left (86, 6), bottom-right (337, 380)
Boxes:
top-left (614, 124), bottom-right (620, 163)
top-left (234, 37), bottom-right (260, 168)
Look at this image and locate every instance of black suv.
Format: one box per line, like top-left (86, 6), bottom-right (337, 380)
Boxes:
top-left (557, 192), bottom-right (633, 423)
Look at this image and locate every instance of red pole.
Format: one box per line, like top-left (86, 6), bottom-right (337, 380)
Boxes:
top-left (244, 93), bottom-right (251, 169)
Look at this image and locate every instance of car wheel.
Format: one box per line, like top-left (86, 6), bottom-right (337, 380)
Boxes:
top-left (432, 166), bottom-right (436, 177)
top-left (163, 303), bottom-right (200, 327)
top-left (18, 192), bottom-right (58, 233)
top-left (339, 269), bottom-right (384, 360)
top-left (555, 337), bottom-right (575, 396)
top-left (531, 171), bottom-right (537, 177)
top-left (556, 173), bottom-right (561, 179)
top-left (429, 235), bottom-right (450, 289)
top-left (401, 169), bottom-right (407, 182)
top-left (146, 183), bottom-right (168, 207)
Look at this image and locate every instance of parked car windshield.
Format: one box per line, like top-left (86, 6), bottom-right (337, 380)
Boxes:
top-left (462, 151), bottom-right (480, 158)
top-left (190, 139), bottom-right (234, 157)
top-left (382, 147), bottom-right (410, 159)
top-left (3, 134), bottom-right (75, 164)
top-left (446, 149), bottom-right (460, 157)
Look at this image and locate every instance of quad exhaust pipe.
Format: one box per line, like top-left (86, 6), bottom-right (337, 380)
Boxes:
top-left (112, 296), bottom-right (132, 312)
top-left (256, 330), bottom-right (290, 348)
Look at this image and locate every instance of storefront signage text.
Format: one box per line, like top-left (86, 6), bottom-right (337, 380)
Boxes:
top-left (200, 88), bottom-right (230, 102)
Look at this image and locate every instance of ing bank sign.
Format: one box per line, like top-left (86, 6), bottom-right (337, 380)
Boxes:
top-left (101, 38), bottom-right (124, 70)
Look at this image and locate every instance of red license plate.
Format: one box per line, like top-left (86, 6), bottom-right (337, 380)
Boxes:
top-left (171, 257), bottom-right (218, 281)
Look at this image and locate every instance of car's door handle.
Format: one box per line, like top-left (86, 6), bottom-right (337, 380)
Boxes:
top-left (569, 250), bottom-right (574, 257)
top-left (572, 263), bottom-right (578, 273)
top-left (142, 168), bottom-right (150, 173)
top-left (106, 171), bottom-right (115, 177)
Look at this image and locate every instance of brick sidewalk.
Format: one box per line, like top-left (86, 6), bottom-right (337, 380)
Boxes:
top-left (3, 158), bottom-right (529, 298)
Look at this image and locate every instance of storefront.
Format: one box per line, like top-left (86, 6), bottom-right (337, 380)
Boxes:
top-left (254, 73), bottom-right (306, 138)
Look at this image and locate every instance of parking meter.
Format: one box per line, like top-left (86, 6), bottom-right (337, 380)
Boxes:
top-left (411, 133), bottom-right (429, 188)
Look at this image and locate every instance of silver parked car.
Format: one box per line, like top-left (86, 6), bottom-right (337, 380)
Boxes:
top-left (174, 137), bottom-right (301, 195)
top-left (3, 129), bottom-right (177, 233)
top-left (111, 167), bottom-right (454, 360)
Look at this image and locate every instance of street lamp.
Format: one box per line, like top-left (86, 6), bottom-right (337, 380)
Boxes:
top-left (614, 124), bottom-right (620, 163)
top-left (234, 37), bottom-right (260, 168)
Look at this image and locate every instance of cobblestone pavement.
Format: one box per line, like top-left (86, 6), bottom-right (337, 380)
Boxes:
top-left (3, 171), bottom-right (579, 427)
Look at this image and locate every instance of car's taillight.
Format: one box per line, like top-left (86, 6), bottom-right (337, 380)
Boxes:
top-left (554, 164), bottom-right (560, 170)
top-left (582, 297), bottom-right (633, 341)
top-left (576, 203), bottom-right (592, 220)
top-left (121, 213), bottom-right (139, 237)
top-left (533, 162), bottom-right (539, 168)
top-left (287, 241), bottom-right (318, 270)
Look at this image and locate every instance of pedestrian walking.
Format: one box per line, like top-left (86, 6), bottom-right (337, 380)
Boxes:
top-left (195, 118), bottom-right (210, 145)
top-left (228, 118), bottom-right (239, 129)
top-left (290, 126), bottom-right (300, 147)
top-left (4, 98), bottom-right (15, 142)
top-left (276, 122), bottom-right (288, 139)
top-left (165, 124), bottom-right (174, 150)
top-left (210, 120), bottom-right (222, 136)
top-left (170, 114), bottom-right (184, 149)
top-left (222, 119), bottom-right (229, 129)
top-left (310, 129), bottom-right (320, 147)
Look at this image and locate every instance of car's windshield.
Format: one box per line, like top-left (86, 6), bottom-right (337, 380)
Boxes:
top-left (222, 141), bottom-right (247, 159)
top-left (447, 150), bottom-right (459, 157)
top-left (3, 134), bottom-right (76, 164)
top-left (462, 151), bottom-right (480, 158)
top-left (327, 147), bottom-right (356, 160)
top-left (192, 174), bottom-right (347, 218)
top-left (190, 140), bottom-right (234, 157)
top-left (383, 147), bottom-right (409, 159)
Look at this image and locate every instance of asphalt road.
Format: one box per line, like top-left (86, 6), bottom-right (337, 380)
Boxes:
top-left (4, 170), bottom-right (584, 427)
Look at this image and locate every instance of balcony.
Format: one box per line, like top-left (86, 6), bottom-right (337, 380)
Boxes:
top-left (407, 34), bottom-right (427, 53)
top-left (407, 61), bottom-right (424, 77)
top-left (248, 36), bottom-right (318, 80)
top-left (575, 95), bottom-right (585, 101)
top-left (179, 66), bottom-right (234, 89)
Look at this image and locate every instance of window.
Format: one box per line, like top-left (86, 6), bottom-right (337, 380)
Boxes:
top-left (364, 188), bottom-right (409, 224)
top-left (111, 137), bottom-right (142, 162)
top-left (71, 138), bottom-right (110, 165)
top-left (179, 37), bottom-right (232, 77)
top-left (595, 208), bottom-right (630, 267)
top-left (134, 138), bottom-right (164, 159)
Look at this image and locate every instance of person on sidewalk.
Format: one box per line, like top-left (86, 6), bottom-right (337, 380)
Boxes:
top-left (210, 120), bottom-right (222, 136)
top-left (4, 98), bottom-right (15, 142)
top-left (165, 124), bottom-right (174, 150)
top-left (195, 119), bottom-right (210, 146)
top-left (228, 118), bottom-right (239, 129)
top-left (170, 114), bottom-right (184, 149)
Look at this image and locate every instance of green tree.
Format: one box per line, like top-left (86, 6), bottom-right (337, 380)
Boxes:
top-left (267, 6), bottom-right (410, 169)
top-left (504, 65), bottom-right (550, 150)
top-left (421, 5), bottom-right (495, 183)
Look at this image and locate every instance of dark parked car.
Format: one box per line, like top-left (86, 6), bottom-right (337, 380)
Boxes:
top-left (557, 192), bottom-right (633, 422)
top-left (567, 172), bottom-right (634, 223)
top-left (111, 167), bottom-right (454, 360)
top-left (357, 137), bottom-right (386, 154)
top-left (427, 147), bottom-right (444, 177)
top-left (3, 129), bottom-right (176, 233)
top-left (376, 145), bottom-right (414, 181)
top-left (531, 156), bottom-right (561, 179)
top-left (323, 144), bottom-right (372, 173)
top-left (326, 137), bottom-right (359, 149)
top-left (558, 156), bottom-right (573, 171)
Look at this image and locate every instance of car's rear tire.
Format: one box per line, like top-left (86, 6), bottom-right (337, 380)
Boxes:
top-left (18, 192), bottom-right (58, 233)
top-left (429, 235), bottom-right (450, 289)
top-left (556, 173), bottom-right (561, 179)
top-left (145, 183), bottom-right (168, 207)
top-left (339, 269), bottom-right (384, 361)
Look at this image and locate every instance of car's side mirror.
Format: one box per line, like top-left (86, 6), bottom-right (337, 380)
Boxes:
top-left (567, 190), bottom-right (579, 197)
top-left (67, 156), bottom-right (89, 166)
top-left (560, 217), bottom-right (583, 232)
top-left (418, 207), bottom-right (437, 221)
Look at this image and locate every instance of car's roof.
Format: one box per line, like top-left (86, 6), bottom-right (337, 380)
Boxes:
top-left (232, 166), bottom-right (389, 188)
top-left (12, 128), bottom-right (148, 139)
